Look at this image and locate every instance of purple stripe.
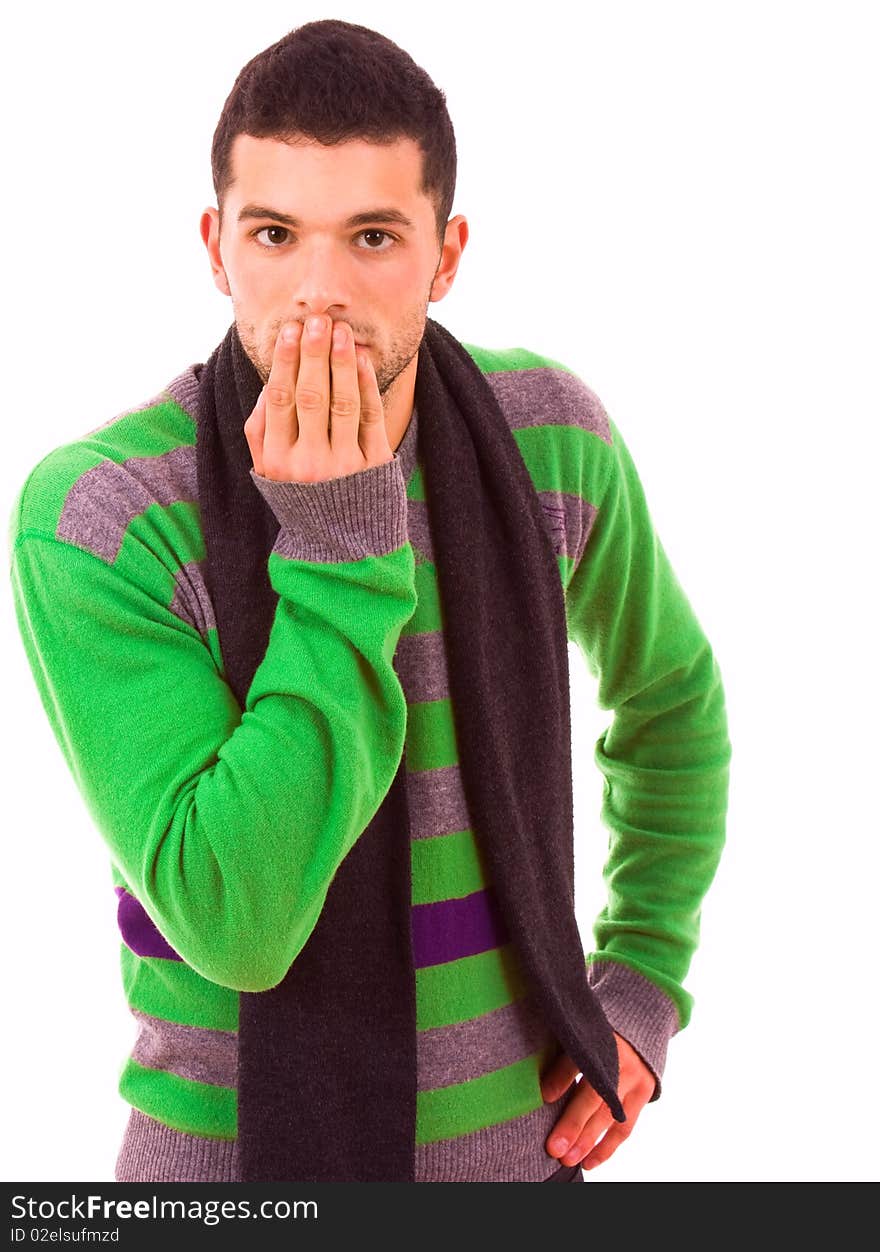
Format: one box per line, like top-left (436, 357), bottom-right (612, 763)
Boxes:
top-left (115, 887), bottom-right (183, 961)
top-left (411, 888), bottom-right (508, 969)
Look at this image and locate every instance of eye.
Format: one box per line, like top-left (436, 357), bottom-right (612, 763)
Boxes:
top-left (251, 226), bottom-right (397, 251)
top-left (356, 230), bottom-right (396, 251)
top-left (253, 225), bottom-right (291, 248)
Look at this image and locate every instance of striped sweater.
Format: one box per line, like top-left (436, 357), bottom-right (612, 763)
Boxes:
top-left (7, 342), bottom-right (731, 1182)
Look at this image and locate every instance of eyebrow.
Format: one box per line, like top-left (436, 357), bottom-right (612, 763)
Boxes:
top-left (237, 203), bottom-right (416, 231)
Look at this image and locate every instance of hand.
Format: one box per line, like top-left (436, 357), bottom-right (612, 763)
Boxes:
top-left (541, 1032), bottom-right (656, 1172)
top-left (244, 313), bottom-right (394, 482)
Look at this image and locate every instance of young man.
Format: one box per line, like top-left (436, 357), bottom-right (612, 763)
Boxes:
top-left (8, 20), bottom-right (731, 1183)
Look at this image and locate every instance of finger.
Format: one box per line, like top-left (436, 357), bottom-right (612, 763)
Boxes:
top-left (328, 321), bottom-right (362, 458)
top-left (581, 1118), bottom-right (633, 1170)
top-left (243, 386), bottom-right (267, 476)
top-left (295, 313), bottom-right (332, 455)
top-left (545, 1076), bottom-right (605, 1160)
top-left (580, 1082), bottom-right (648, 1171)
top-left (355, 348), bottom-right (393, 464)
top-left (558, 1105), bottom-right (615, 1166)
top-left (263, 322), bottom-right (302, 477)
top-left (540, 1052), bottom-right (580, 1103)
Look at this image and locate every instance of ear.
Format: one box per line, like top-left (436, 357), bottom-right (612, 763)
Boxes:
top-left (200, 207), bottom-right (231, 298)
top-left (430, 214), bottom-right (469, 303)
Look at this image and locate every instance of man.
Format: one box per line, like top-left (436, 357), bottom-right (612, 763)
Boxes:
top-left (7, 20), bottom-right (731, 1183)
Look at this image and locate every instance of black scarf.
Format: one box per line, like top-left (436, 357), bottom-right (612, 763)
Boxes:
top-left (195, 317), bottom-right (624, 1182)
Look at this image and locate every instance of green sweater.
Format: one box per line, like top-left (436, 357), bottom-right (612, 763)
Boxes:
top-left (7, 342), bottom-right (731, 1182)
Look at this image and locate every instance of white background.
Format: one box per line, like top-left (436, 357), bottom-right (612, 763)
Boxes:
top-left (2, 0), bottom-right (877, 1184)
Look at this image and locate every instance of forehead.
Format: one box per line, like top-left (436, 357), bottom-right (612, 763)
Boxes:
top-left (226, 134), bottom-right (428, 215)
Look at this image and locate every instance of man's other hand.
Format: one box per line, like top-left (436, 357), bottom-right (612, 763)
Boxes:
top-left (541, 1032), bottom-right (656, 1172)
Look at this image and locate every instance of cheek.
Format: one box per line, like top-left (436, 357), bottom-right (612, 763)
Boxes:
top-left (370, 268), bottom-right (423, 325)
top-left (225, 247), bottom-right (279, 303)
top-left (229, 271), bottom-right (267, 307)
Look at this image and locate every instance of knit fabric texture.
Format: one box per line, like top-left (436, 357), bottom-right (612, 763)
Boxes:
top-left (200, 315), bottom-right (628, 1182)
top-left (7, 339), bottom-right (732, 1182)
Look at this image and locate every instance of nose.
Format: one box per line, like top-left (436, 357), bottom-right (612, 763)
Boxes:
top-left (291, 237), bottom-right (353, 321)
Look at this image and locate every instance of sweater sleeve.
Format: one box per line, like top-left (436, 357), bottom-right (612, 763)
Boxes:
top-left (8, 454), bottom-right (417, 993)
top-left (564, 414), bottom-right (732, 1093)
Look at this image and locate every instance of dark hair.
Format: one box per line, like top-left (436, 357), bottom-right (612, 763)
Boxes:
top-left (211, 19), bottom-right (457, 250)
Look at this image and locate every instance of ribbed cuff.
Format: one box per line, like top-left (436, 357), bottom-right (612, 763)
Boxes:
top-left (587, 959), bottom-right (680, 1100)
top-left (249, 454), bottom-right (408, 563)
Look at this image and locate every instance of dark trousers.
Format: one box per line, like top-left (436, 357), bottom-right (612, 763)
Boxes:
top-left (545, 1161), bottom-right (585, 1182)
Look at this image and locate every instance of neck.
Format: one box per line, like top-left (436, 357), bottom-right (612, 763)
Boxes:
top-left (381, 351), bottom-right (418, 452)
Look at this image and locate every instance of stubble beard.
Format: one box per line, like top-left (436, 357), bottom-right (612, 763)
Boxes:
top-left (234, 295), bottom-right (431, 412)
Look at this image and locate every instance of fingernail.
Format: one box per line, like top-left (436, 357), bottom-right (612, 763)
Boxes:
top-left (549, 1137), bottom-right (568, 1154)
top-left (281, 324), bottom-right (299, 344)
top-left (332, 325), bottom-right (347, 350)
top-left (307, 315), bottom-right (324, 336)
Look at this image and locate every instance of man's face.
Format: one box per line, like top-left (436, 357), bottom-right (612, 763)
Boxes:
top-left (201, 133), bottom-right (465, 410)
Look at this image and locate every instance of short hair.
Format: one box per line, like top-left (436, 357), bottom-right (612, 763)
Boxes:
top-left (211, 19), bottom-right (457, 250)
